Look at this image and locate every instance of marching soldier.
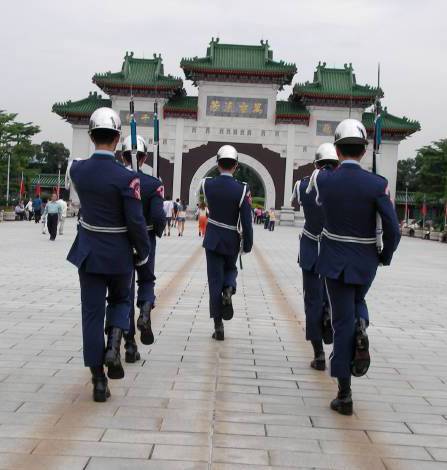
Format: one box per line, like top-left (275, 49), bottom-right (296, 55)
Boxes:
top-left (67, 108), bottom-right (150, 402)
top-left (200, 145), bottom-right (253, 340)
top-left (309, 119), bottom-right (400, 415)
top-left (291, 143), bottom-right (339, 371)
top-left (120, 135), bottom-right (166, 362)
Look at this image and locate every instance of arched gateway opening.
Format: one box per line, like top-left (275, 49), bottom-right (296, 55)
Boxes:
top-left (188, 153), bottom-right (276, 209)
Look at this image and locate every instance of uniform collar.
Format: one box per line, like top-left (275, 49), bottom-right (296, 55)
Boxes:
top-left (219, 172), bottom-right (233, 177)
top-left (340, 159), bottom-right (361, 166)
top-left (91, 150), bottom-right (116, 159)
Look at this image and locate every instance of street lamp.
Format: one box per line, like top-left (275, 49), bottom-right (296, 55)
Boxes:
top-left (405, 181), bottom-right (409, 225)
top-left (57, 162), bottom-right (62, 198)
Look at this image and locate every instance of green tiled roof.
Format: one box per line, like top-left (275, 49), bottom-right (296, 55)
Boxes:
top-left (276, 101), bottom-right (310, 124)
top-left (181, 39), bottom-right (296, 86)
top-left (395, 191), bottom-right (416, 204)
top-left (164, 96), bottom-right (198, 119)
top-left (52, 92), bottom-right (111, 122)
top-left (93, 52), bottom-right (182, 95)
top-left (31, 174), bottom-right (65, 187)
top-left (293, 62), bottom-right (381, 105)
top-left (362, 108), bottom-right (420, 138)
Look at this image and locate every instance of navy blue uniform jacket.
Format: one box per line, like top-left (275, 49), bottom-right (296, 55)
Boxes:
top-left (67, 152), bottom-right (150, 274)
top-left (314, 162), bottom-right (401, 285)
top-left (202, 175), bottom-right (253, 256)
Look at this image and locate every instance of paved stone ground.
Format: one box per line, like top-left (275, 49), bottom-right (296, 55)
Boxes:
top-left (0, 218), bottom-right (447, 470)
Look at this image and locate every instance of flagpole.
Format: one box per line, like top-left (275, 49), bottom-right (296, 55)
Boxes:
top-left (372, 63), bottom-right (381, 175)
top-left (6, 152), bottom-right (11, 206)
top-left (422, 194), bottom-right (426, 230)
top-left (405, 182), bottom-right (409, 224)
top-left (153, 101), bottom-right (159, 179)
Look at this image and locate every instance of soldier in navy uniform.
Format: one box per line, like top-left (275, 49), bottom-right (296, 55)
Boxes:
top-left (309, 119), bottom-right (400, 415)
top-left (291, 143), bottom-right (339, 371)
top-left (67, 108), bottom-right (150, 402)
top-left (120, 135), bottom-right (166, 362)
top-left (201, 145), bottom-right (253, 340)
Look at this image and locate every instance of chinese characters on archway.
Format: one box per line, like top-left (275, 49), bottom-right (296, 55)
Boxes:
top-left (206, 96), bottom-right (268, 118)
top-left (119, 111), bottom-right (154, 127)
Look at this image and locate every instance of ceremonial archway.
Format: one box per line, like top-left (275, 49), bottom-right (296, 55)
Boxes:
top-left (188, 153), bottom-right (276, 209)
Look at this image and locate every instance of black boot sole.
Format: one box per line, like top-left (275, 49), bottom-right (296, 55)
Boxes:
top-left (212, 331), bottom-right (224, 341)
top-left (125, 351), bottom-right (141, 363)
top-left (351, 334), bottom-right (370, 377)
top-left (93, 387), bottom-right (111, 403)
top-left (310, 360), bottom-right (326, 371)
top-left (221, 302), bottom-right (234, 321)
top-left (104, 355), bottom-right (125, 379)
top-left (330, 398), bottom-right (353, 416)
top-left (140, 327), bottom-right (154, 346)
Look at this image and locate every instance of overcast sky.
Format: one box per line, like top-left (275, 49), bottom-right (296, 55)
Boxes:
top-left (1, 0), bottom-right (446, 159)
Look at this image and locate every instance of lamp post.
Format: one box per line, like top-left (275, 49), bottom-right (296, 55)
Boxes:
top-left (6, 152), bottom-right (11, 206)
top-left (405, 181), bottom-right (409, 225)
top-left (57, 162), bottom-right (61, 198)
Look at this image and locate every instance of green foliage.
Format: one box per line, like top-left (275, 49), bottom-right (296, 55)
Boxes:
top-left (0, 111), bottom-right (40, 204)
top-left (33, 141), bottom-right (70, 173)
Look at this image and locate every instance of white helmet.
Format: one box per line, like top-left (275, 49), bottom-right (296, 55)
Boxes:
top-left (89, 107), bottom-right (121, 135)
top-left (334, 118), bottom-right (368, 145)
top-left (122, 135), bottom-right (147, 154)
top-left (314, 143), bottom-right (338, 164)
top-left (216, 145), bottom-right (238, 162)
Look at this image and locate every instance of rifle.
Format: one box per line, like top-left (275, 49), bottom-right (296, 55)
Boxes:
top-left (129, 97), bottom-right (138, 172)
top-left (373, 63), bottom-right (383, 254)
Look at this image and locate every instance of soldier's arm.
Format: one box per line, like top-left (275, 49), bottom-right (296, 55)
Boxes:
top-left (376, 181), bottom-right (401, 266)
top-left (240, 186), bottom-right (253, 254)
top-left (150, 184), bottom-right (167, 238)
top-left (122, 177), bottom-right (151, 264)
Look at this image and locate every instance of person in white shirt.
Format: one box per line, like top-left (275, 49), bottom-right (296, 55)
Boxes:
top-left (57, 198), bottom-right (68, 235)
top-left (25, 199), bottom-right (33, 221)
top-left (163, 195), bottom-right (174, 236)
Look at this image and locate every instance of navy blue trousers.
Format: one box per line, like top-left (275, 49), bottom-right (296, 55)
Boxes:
top-left (325, 277), bottom-right (370, 378)
top-left (205, 250), bottom-right (238, 320)
top-left (79, 268), bottom-right (132, 367)
top-left (128, 237), bottom-right (156, 338)
top-left (302, 269), bottom-right (327, 341)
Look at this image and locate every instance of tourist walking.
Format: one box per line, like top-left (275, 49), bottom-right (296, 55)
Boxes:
top-left (197, 202), bottom-right (208, 237)
top-left (66, 108), bottom-right (150, 403)
top-left (42, 193), bottom-right (62, 240)
top-left (58, 197), bottom-right (68, 235)
top-left (163, 196), bottom-right (174, 236)
top-left (177, 200), bottom-right (187, 236)
top-left (120, 134), bottom-right (166, 362)
top-left (200, 145), bottom-right (253, 341)
top-left (268, 208), bottom-right (276, 231)
top-left (309, 119), bottom-right (400, 415)
top-left (290, 143), bottom-right (338, 372)
top-left (25, 198), bottom-right (33, 221)
top-left (32, 195), bottom-right (42, 223)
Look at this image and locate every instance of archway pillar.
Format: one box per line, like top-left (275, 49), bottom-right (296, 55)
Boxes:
top-left (279, 125), bottom-right (297, 225)
top-left (172, 118), bottom-right (184, 200)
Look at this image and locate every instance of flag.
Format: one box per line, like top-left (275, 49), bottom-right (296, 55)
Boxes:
top-left (19, 172), bottom-right (25, 198)
top-left (35, 183), bottom-right (41, 196)
top-left (421, 200), bottom-right (427, 217)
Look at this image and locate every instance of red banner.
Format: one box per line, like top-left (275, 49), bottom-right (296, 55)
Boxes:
top-left (421, 202), bottom-right (427, 217)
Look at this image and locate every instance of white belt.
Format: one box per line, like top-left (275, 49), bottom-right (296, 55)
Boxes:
top-left (208, 218), bottom-right (238, 231)
top-left (147, 225), bottom-right (154, 231)
top-left (80, 219), bottom-right (127, 234)
top-left (302, 228), bottom-right (320, 242)
top-left (322, 228), bottom-right (376, 244)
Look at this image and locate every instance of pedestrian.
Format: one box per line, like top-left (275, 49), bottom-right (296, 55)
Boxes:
top-left (173, 198), bottom-right (180, 227)
top-left (14, 201), bottom-right (26, 221)
top-left (290, 143), bottom-right (339, 372)
top-left (66, 108), bottom-right (150, 402)
top-left (42, 193), bottom-right (62, 240)
top-left (200, 145), bottom-right (253, 341)
top-left (309, 119), bottom-right (400, 415)
top-left (263, 209), bottom-right (270, 229)
top-left (120, 134), bottom-right (166, 362)
top-left (197, 201), bottom-right (208, 237)
top-left (163, 196), bottom-right (174, 236)
top-left (58, 197), bottom-right (68, 235)
top-left (32, 195), bottom-right (42, 223)
top-left (25, 198), bottom-right (33, 221)
top-left (177, 200), bottom-right (187, 236)
top-left (268, 208), bottom-right (276, 231)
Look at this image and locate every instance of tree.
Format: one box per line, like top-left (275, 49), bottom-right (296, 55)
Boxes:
top-left (34, 141), bottom-right (70, 173)
top-left (396, 158), bottom-right (419, 191)
top-left (0, 111), bottom-right (40, 204)
top-left (415, 139), bottom-right (447, 202)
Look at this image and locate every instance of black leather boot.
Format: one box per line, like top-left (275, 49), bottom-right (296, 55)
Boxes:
top-left (104, 327), bottom-right (124, 379)
top-left (137, 302), bottom-right (154, 345)
top-left (351, 318), bottom-right (370, 377)
top-left (212, 318), bottom-right (224, 341)
top-left (330, 377), bottom-right (353, 416)
top-left (124, 334), bottom-right (141, 363)
top-left (310, 340), bottom-right (325, 371)
top-left (90, 366), bottom-right (110, 402)
top-left (221, 286), bottom-right (234, 321)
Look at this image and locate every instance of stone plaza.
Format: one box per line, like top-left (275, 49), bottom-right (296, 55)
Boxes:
top-left (0, 219), bottom-right (447, 469)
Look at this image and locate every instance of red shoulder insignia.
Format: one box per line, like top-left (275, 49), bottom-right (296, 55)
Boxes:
top-left (129, 178), bottom-right (141, 200)
top-left (156, 185), bottom-right (165, 199)
top-left (246, 190), bottom-right (252, 206)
